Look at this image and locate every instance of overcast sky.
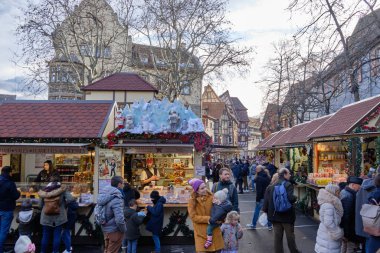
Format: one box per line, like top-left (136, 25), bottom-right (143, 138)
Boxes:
top-left (0, 0), bottom-right (303, 115)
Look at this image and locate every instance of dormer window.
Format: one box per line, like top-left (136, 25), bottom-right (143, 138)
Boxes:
top-left (181, 80), bottom-right (191, 95)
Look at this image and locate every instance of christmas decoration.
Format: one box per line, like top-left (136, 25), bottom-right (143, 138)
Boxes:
top-left (162, 210), bottom-right (194, 237)
top-left (107, 130), bottom-right (212, 152)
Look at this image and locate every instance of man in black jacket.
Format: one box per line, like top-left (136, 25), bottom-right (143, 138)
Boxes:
top-left (0, 166), bottom-right (20, 253)
top-left (340, 176), bottom-right (363, 253)
top-left (212, 167), bottom-right (240, 213)
top-left (247, 165), bottom-right (271, 230)
top-left (263, 168), bottom-right (300, 253)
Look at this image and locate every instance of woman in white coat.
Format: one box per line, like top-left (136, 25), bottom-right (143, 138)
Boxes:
top-left (315, 184), bottom-right (344, 253)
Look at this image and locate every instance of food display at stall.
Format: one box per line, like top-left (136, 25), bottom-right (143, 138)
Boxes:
top-left (55, 154), bottom-right (93, 183)
top-left (138, 185), bottom-right (193, 205)
top-left (129, 153), bottom-right (194, 189)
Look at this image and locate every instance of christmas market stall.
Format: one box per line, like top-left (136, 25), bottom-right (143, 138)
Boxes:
top-left (0, 100), bottom-right (118, 245)
top-left (106, 98), bottom-right (211, 243)
top-left (305, 95), bottom-right (380, 219)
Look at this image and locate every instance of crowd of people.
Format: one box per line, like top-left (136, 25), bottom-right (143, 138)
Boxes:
top-left (0, 156), bottom-right (379, 253)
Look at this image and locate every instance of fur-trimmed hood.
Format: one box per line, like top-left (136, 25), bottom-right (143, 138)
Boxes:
top-left (317, 188), bottom-right (343, 218)
top-left (38, 185), bottom-right (66, 199)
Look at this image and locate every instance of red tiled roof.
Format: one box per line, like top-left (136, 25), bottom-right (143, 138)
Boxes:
top-left (309, 95), bottom-right (380, 138)
top-left (256, 132), bottom-right (278, 150)
top-left (289, 115), bottom-right (333, 144)
top-left (259, 129), bottom-right (287, 149)
top-left (273, 123), bottom-right (309, 147)
top-left (267, 129), bottom-right (289, 147)
top-left (81, 72), bottom-right (158, 92)
top-left (0, 101), bottom-right (114, 138)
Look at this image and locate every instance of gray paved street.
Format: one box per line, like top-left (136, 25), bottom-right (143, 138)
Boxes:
top-left (74, 191), bottom-right (318, 253)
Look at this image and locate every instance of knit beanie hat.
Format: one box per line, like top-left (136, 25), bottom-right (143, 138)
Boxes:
top-left (214, 188), bottom-right (228, 202)
top-left (188, 178), bottom-right (204, 192)
top-left (150, 190), bottom-right (160, 201)
top-left (14, 236), bottom-right (35, 253)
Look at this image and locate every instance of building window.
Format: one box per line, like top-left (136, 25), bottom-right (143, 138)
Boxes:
top-left (103, 46), bottom-right (111, 58)
top-left (181, 80), bottom-right (191, 95)
top-left (79, 44), bottom-right (92, 56)
top-left (228, 136), bottom-right (232, 144)
top-left (140, 54), bottom-right (149, 64)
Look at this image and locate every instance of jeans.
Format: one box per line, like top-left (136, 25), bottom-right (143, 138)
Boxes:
top-left (127, 239), bottom-right (138, 253)
top-left (152, 234), bottom-right (161, 252)
top-left (0, 211), bottom-right (13, 253)
top-left (62, 227), bottom-right (71, 252)
top-left (251, 177), bottom-right (255, 191)
top-left (367, 236), bottom-right (380, 253)
top-left (251, 199), bottom-right (272, 227)
top-left (273, 222), bottom-right (300, 253)
top-left (206, 223), bottom-right (219, 236)
top-left (41, 225), bottom-right (62, 253)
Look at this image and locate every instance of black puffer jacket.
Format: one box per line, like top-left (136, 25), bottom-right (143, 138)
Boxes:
top-left (0, 174), bottom-right (20, 211)
top-left (340, 186), bottom-right (363, 243)
top-left (124, 207), bottom-right (145, 240)
top-left (254, 171), bottom-right (270, 202)
top-left (263, 179), bottom-right (297, 224)
top-left (209, 200), bottom-right (233, 224)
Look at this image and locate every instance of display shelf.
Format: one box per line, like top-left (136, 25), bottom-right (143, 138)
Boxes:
top-left (60, 174), bottom-right (75, 176)
top-left (318, 159), bottom-right (346, 161)
top-left (56, 164), bottom-right (80, 166)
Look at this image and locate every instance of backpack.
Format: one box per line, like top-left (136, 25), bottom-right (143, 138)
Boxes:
top-left (94, 203), bottom-right (108, 226)
top-left (94, 197), bottom-right (115, 226)
top-left (44, 195), bottom-right (61, 216)
top-left (360, 199), bottom-right (380, 236)
top-left (273, 181), bottom-right (292, 213)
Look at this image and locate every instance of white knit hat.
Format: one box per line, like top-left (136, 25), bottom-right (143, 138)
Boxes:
top-left (214, 188), bottom-right (228, 202)
top-left (14, 236), bottom-right (35, 253)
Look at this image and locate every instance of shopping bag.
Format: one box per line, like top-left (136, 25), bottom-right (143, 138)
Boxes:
top-left (258, 213), bottom-right (268, 226)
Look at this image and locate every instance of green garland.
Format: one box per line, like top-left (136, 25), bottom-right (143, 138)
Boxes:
top-left (162, 210), bottom-right (194, 237)
top-left (348, 138), bottom-right (362, 176)
top-left (375, 137), bottom-right (380, 168)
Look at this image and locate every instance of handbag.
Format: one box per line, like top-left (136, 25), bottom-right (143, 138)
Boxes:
top-left (360, 199), bottom-right (380, 236)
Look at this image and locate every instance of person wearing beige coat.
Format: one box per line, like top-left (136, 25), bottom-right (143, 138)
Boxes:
top-left (188, 179), bottom-right (224, 253)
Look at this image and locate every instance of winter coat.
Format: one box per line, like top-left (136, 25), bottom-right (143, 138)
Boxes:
top-left (315, 189), bottom-right (344, 253)
top-left (221, 223), bottom-right (243, 251)
top-left (262, 162), bottom-right (277, 178)
top-left (209, 200), bottom-right (233, 224)
top-left (146, 196), bottom-right (166, 235)
top-left (124, 207), bottom-right (145, 240)
top-left (367, 187), bottom-right (380, 252)
top-left (212, 181), bottom-right (240, 213)
top-left (254, 171), bottom-right (271, 202)
top-left (355, 178), bottom-right (376, 238)
top-left (232, 164), bottom-right (242, 180)
top-left (242, 163), bottom-right (249, 177)
top-left (97, 185), bottom-right (126, 233)
top-left (0, 174), bottom-right (20, 211)
top-left (340, 186), bottom-right (363, 243)
top-left (262, 178), bottom-right (297, 224)
top-left (16, 209), bottom-right (40, 236)
top-left (34, 169), bottom-right (60, 183)
top-left (38, 185), bottom-right (74, 227)
top-left (188, 190), bottom-right (224, 252)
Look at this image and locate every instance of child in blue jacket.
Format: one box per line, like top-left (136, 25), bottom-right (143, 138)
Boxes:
top-left (146, 191), bottom-right (166, 253)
